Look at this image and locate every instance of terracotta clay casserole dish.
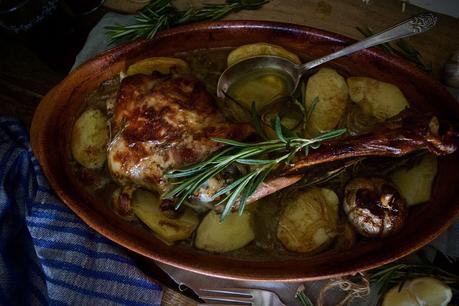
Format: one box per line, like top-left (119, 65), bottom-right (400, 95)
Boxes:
top-left (30, 21), bottom-right (459, 281)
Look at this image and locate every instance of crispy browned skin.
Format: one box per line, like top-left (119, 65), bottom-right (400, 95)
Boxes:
top-left (108, 73), bottom-right (253, 194)
top-left (286, 110), bottom-right (459, 175)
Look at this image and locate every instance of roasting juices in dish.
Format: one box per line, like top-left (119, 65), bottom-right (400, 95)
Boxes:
top-left (69, 43), bottom-right (459, 258)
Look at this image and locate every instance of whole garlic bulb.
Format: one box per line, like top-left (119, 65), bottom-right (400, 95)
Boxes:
top-left (444, 50), bottom-right (459, 88)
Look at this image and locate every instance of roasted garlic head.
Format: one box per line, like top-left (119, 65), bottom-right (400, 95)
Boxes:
top-left (343, 177), bottom-right (407, 237)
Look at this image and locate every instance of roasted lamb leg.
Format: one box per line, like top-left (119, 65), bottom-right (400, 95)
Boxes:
top-left (285, 110), bottom-right (458, 175)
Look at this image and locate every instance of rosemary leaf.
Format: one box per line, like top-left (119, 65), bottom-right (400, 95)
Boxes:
top-left (305, 96), bottom-right (319, 127)
top-left (274, 116), bottom-right (287, 143)
top-left (235, 158), bottom-right (275, 165)
top-left (210, 171), bottom-right (256, 201)
top-left (220, 174), bottom-right (253, 220)
top-left (238, 170), bottom-right (262, 215)
top-left (314, 128), bottom-right (347, 141)
top-left (293, 83), bottom-right (308, 134)
top-left (238, 179), bottom-right (253, 214)
top-left (248, 166), bottom-right (272, 195)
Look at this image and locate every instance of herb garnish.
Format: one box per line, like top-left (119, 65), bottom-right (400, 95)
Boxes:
top-left (163, 119), bottom-right (346, 220)
top-left (106, 0), bottom-right (269, 44)
top-left (295, 285), bottom-right (314, 306)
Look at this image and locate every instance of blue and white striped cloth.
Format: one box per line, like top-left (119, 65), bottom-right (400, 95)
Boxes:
top-left (0, 118), bottom-right (163, 305)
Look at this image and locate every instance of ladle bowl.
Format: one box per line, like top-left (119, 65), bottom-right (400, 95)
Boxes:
top-left (217, 13), bottom-right (438, 98)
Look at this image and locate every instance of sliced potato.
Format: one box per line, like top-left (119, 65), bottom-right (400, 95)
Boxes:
top-left (277, 187), bottom-right (339, 253)
top-left (71, 109), bottom-right (108, 168)
top-left (126, 57), bottom-right (190, 76)
top-left (305, 68), bottom-right (348, 135)
top-left (132, 189), bottom-right (199, 243)
top-left (382, 277), bottom-right (452, 306)
top-left (227, 42), bottom-right (301, 67)
top-left (390, 154), bottom-right (438, 206)
top-left (347, 77), bottom-right (409, 121)
top-left (195, 210), bottom-right (255, 253)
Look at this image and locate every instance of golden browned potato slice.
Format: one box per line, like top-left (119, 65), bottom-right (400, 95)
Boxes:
top-left (195, 210), bottom-right (255, 253)
top-left (132, 190), bottom-right (199, 244)
top-left (71, 109), bottom-right (108, 169)
top-left (390, 154), bottom-right (438, 206)
top-left (347, 77), bottom-right (409, 121)
top-left (227, 42), bottom-right (301, 67)
top-left (277, 187), bottom-right (339, 253)
top-left (305, 68), bottom-right (348, 135)
top-left (126, 57), bottom-right (190, 76)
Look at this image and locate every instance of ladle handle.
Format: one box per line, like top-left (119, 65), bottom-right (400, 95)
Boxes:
top-left (300, 13), bottom-right (437, 72)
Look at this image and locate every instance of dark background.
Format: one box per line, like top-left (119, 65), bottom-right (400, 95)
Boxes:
top-left (0, 0), bottom-right (108, 127)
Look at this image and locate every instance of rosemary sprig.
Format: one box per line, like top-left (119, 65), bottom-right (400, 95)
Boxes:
top-left (163, 119), bottom-right (346, 220)
top-left (356, 26), bottom-right (432, 72)
top-left (295, 285), bottom-right (314, 306)
top-left (106, 0), bottom-right (269, 44)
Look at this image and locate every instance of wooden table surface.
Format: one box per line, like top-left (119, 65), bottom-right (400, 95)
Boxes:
top-left (0, 0), bottom-right (458, 305)
top-left (210, 0), bottom-right (459, 78)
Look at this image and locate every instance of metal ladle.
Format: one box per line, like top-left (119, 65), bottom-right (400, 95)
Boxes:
top-left (217, 13), bottom-right (437, 99)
